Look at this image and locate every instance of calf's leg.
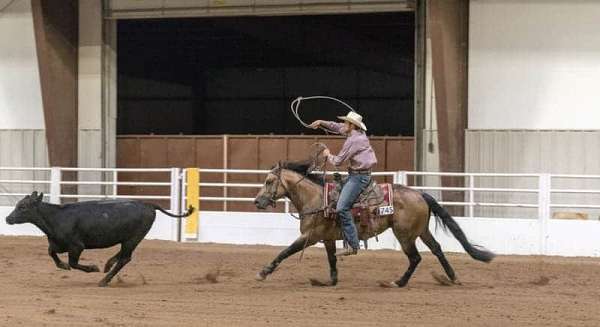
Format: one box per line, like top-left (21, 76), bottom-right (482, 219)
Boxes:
top-left (68, 244), bottom-right (100, 273)
top-left (99, 237), bottom-right (144, 287)
top-left (104, 250), bottom-right (121, 273)
top-left (48, 242), bottom-right (69, 270)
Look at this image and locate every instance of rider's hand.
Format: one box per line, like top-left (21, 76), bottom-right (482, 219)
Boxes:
top-left (308, 120), bottom-right (321, 129)
top-left (323, 148), bottom-right (331, 157)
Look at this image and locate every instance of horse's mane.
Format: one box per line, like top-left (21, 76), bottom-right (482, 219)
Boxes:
top-left (277, 160), bottom-right (325, 186)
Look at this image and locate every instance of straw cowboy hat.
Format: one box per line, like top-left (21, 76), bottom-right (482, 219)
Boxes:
top-left (338, 111), bottom-right (367, 131)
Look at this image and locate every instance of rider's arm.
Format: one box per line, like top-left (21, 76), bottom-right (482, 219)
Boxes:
top-left (319, 121), bottom-right (344, 134)
top-left (327, 139), bottom-right (358, 167)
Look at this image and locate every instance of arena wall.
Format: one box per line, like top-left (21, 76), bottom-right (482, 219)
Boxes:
top-left (469, 0), bottom-right (600, 130)
top-left (466, 0), bottom-right (600, 216)
top-left (0, 0), bottom-right (47, 169)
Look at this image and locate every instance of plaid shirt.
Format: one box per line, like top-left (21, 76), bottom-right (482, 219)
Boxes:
top-left (321, 121), bottom-right (377, 170)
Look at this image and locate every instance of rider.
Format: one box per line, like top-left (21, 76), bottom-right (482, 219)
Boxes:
top-left (309, 111), bottom-right (377, 256)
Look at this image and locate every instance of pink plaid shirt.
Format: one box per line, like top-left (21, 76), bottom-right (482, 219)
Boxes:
top-left (321, 121), bottom-right (377, 170)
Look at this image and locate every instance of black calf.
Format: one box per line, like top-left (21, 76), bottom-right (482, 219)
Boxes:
top-left (5, 192), bottom-right (193, 287)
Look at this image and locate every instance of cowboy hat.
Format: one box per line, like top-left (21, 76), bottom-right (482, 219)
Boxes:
top-left (337, 111), bottom-right (367, 131)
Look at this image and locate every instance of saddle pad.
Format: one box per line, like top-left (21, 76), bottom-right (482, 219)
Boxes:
top-left (324, 182), bottom-right (393, 209)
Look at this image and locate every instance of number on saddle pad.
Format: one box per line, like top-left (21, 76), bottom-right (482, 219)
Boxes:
top-left (378, 205), bottom-right (394, 216)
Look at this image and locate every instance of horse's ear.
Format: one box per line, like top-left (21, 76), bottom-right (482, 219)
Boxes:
top-left (31, 191), bottom-right (38, 199)
top-left (37, 192), bottom-right (44, 203)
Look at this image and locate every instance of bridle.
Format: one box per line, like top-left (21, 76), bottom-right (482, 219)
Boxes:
top-left (261, 163), bottom-right (327, 219)
top-left (262, 165), bottom-right (288, 208)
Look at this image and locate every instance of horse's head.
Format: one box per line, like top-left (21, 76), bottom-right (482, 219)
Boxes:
top-left (254, 163), bottom-right (288, 209)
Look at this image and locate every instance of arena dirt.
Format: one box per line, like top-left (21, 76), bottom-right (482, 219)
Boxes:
top-left (1, 236), bottom-right (599, 326)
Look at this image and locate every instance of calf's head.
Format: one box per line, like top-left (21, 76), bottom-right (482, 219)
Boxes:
top-left (6, 192), bottom-right (44, 225)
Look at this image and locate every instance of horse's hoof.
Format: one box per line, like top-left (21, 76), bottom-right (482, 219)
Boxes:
top-left (255, 271), bottom-right (267, 281)
top-left (377, 280), bottom-right (399, 288)
top-left (89, 265), bottom-right (100, 273)
top-left (98, 281), bottom-right (109, 287)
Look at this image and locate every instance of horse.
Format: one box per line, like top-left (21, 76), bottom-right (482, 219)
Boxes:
top-left (253, 161), bottom-right (495, 287)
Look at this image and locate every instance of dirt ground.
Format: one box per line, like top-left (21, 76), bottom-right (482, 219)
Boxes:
top-left (1, 236), bottom-right (599, 326)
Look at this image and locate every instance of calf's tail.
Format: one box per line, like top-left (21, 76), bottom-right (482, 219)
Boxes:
top-left (153, 204), bottom-right (195, 218)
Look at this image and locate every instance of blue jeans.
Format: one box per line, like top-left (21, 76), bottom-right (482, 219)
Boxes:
top-left (336, 173), bottom-right (371, 250)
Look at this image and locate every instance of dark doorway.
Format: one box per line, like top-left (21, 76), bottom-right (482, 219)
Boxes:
top-left (117, 13), bottom-right (415, 136)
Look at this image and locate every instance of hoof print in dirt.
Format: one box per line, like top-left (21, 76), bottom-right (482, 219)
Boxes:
top-left (530, 276), bottom-right (550, 286)
top-left (431, 272), bottom-right (461, 286)
top-left (309, 278), bottom-right (333, 287)
top-left (205, 270), bottom-right (220, 284)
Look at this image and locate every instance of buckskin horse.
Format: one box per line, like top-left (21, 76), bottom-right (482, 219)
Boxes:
top-left (253, 161), bottom-right (495, 287)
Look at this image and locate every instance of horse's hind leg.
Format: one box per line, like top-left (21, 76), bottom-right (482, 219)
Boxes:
top-left (256, 234), bottom-right (317, 281)
top-left (420, 230), bottom-right (458, 283)
top-left (394, 239), bottom-right (421, 287)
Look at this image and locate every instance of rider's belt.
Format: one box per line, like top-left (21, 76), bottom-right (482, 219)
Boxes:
top-left (348, 168), bottom-right (372, 175)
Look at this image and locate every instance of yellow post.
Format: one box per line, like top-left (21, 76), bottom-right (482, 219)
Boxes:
top-left (185, 168), bottom-right (200, 238)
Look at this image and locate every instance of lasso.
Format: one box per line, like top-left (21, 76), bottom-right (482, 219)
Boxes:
top-left (290, 95), bottom-right (356, 134)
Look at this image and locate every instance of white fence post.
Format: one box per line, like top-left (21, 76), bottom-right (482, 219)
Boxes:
top-left (170, 168), bottom-right (182, 242)
top-left (112, 171), bottom-right (118, 199)
top-left (49, 167), bottom-right (61, 204)
top-left (538, 174), bottom-right (551, 255)
top-left (396, 171), bottom-right (407, 185)
top-left (178, 169), bottom-right (187, 242)
top-left (469, 175), bottom-right (475, 218)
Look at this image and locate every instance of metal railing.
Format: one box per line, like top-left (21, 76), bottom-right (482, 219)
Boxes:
top-left (2, 167), bottom-right (600, 221)
top-left (0, 167), bottom-right (180, 212)
top-left (192, 169), bottom-right (397, 213)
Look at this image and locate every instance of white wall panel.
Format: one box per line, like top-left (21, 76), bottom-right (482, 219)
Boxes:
top-left (0, 0), bottom-right (44, 129)
top-left (469, 0), bottom-right (600, 129)
top-left (466, 130), bottom-right (600, 220)
top-left (0, 130), bottom-right (49, 205)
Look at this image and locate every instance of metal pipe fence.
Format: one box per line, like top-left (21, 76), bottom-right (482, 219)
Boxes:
top-left (1, 167), bottom-right (600, 221)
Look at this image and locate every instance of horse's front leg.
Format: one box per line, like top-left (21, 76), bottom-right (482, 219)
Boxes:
top-left (256, 234), bottom-right (316, 281)
top-left (309, 240), bottom-right (338, 287)
top-left (324, 240), bottom-right (338, 285)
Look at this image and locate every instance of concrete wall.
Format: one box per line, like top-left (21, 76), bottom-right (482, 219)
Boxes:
top-left (466, 0), bottom-right (600, 218)
top-left (0, 0), bottom-right (44, 130)
top-left (0, 0), bottom-right (105, 173)
top-left (0, 1), bottom-right (49, 200)
top-left (469, 0), bottom-right (600, 129)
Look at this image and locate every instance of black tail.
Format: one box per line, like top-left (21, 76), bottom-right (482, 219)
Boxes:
top-left (421, 193), bottom-right (495, 263)
top-left (153, 205), bottom-right (195, 218)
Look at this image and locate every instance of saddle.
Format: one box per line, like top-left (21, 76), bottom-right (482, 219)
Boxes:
top-left (323, 176), bottom-right (394, 226)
